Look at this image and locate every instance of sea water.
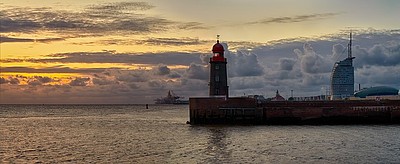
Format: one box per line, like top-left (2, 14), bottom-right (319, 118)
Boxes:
top-left (1, 104), bottom-right (400, 163)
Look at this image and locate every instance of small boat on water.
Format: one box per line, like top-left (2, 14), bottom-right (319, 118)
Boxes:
top-left (154, 90), bottom-right (189, 104)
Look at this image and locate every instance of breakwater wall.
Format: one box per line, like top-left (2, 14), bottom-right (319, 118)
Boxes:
top-left (189, 97), bottom-right (400, 125)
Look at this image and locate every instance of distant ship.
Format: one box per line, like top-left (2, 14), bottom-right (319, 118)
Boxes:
top-left (154, 90), bottom-right (189, 104)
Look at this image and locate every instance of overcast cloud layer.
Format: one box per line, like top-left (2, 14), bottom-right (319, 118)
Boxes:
top-left (1, 0), bottom-right (400, 104)
top-left (1, 31), bottom-right (400, 103)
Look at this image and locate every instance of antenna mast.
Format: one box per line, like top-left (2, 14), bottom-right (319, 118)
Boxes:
top-left (348, 32), bottom-right (352, 58)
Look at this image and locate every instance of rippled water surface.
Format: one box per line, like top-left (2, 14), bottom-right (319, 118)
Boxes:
top-left (1, 104), bottom-right (400, 163)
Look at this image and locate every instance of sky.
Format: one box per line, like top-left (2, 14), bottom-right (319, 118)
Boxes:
top-left (1, 0), bottom-right (400, 104)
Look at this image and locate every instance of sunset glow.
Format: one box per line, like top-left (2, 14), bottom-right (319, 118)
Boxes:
top-left (1, 0), bottom-right (399, 103)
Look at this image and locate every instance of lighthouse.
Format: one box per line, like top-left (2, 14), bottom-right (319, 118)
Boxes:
top-left (209, 36), bottom-right (229, 98)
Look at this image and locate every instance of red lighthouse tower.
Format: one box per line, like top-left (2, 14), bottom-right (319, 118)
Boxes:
top-left (209, 35), bottom-right (228, 97)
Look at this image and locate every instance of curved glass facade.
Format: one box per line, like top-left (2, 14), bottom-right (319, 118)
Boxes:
top-left (330, 57), bottom-right (355, 100)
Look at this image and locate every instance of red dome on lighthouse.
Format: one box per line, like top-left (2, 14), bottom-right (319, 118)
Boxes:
top-left (212, 40), bottom-right (224, 53)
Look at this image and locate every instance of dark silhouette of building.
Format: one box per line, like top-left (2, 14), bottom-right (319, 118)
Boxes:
top-left (271, 90), bottom-right (285, 101)
top-left (331, 33), bottom-right (355, 100)
top-left (209, 36), bottom-right (228, 97)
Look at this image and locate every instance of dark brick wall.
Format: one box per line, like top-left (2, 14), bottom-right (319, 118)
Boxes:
top-left (189, 98), bottom-right (400, 124)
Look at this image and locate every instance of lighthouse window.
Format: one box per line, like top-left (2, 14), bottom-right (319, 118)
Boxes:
top-left (215, 75), bottom-right (220, 82)
top-left (215, 65), bottom-right (219, 70)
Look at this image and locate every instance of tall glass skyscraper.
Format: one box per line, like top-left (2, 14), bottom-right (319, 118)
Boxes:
top-left (331, 33), bottom-right (355, 100)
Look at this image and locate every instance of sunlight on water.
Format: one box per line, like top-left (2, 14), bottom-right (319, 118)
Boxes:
top-left (1, 104), bottom-right (400, 163)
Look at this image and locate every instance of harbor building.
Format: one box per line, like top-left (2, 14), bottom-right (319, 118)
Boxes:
top-left (330, 33), bottom-right (355, 100)
top-left (353, 86), bottom-right (400, 100)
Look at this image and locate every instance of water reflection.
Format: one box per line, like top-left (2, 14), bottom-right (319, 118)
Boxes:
top-left (204, 127), bottom-right (231, 163)
top-left (3, 105), bottom-right (400, 163)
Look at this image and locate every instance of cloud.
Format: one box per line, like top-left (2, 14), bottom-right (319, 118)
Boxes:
top-left (153, 64), bottom-right (171, 75)
top-left (184, 63), bottom-right (208, 80)
top-left (294, 43), bottom-right (332, 74)
top-left (168, 72), bottom-right (182, 79)
top-left (176, 22), bottom-right (207, 30)
top-left (2, 30), bottom-right (400, 103)
top-left (9, 77), bottom-right (20, 85)
top-left (0, 77), bottom-right (6, 84)
top-left (230, 76), bottom-right (265, 90)
top-left (92, 73), bottom-right (119, 86)
top-left (332, 44), bottom-right (346, 60)
top-left (69, 77), bottom-right (90, 86)
top-left (86, 2), bottom-right (154, 12)
top-left (302, 73), bottom-right (330, 86)
top-left (0, 66), bottom-right (105, 74)
top-left (135, 37), bottom-right (207, 46)
top-left (34, 76), bottom-right (53, 83)
top-left (279, 58), bottom-right (297, 71)
top-left (0, 16), bottom-right (40, 33)
top-left (222, 44), bottom-right (264, 77)
top-left (115, 70), bottom-right (149, 83)
top-left (237, 30), bottom-right (400, 97)
top-left (353, 43), bottom-right (400, 68)
top-left (147, 80), bottom-right (166, 89)
top-left (248, 13), bottom-right (339, 25)
top-left (0, 2), bottom-right (205, 35)
top-left (94, 37), bottom-right (208, 46)
top-left (27, 80), bottom-right (42, 86)
top-left (0, 77), bottom-right (20, 85)
top-left (0, 36), bottom-right (64, 43)
top-left (92, 78), bottom-right (112, 85)
top-left (177, 78), bottom-right (208, 97)
top-left (2, 51), bottom-right (204, 66)
top-left (356, 66), bottom-right (400, 86)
